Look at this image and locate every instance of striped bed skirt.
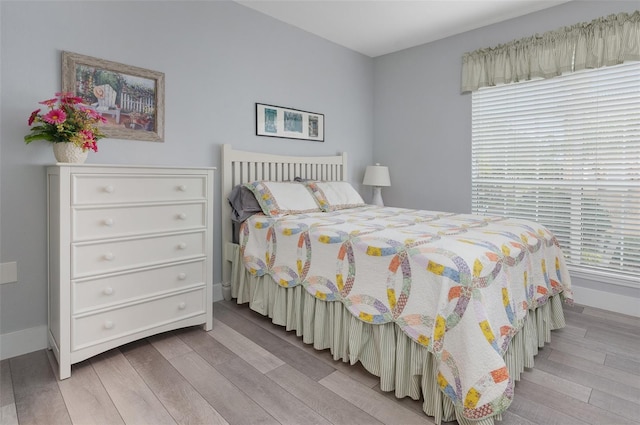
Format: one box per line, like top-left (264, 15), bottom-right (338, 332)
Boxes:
top-left (228, 244), bottom-right (566, 425)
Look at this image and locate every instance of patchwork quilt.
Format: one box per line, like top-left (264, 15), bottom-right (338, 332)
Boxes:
top-left (239, 206), bottom-right (573, 420)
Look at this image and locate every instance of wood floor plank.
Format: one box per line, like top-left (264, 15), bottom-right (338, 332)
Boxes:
top-left (1, 359), bottom-right (15, 407)
top-left (564, 309), bottom-right (640, 338)
top-left (216, 357), bottom-right (332, 425)
top-left (552, 325), bottom-right (638, 358)
top-left (90, 349), bottom-right (177, 425)
top-left (169, 351), bottom-right (278, 425)
top-left (45, 351), bottom-right (124, 425)
top-left (1, 404), bottom-right (18, 425)
top-left (208, 318), bottom-right (284, 373)
top-left (589, 389), bottom-right (640, 423)
top-left (533, 356), bottom-right (640, 405)
top-left (498, 411), bottom-right (539, 425)
top-left (604, 353), bottom-right (640, 376)
top-left (507, 382), bottom-right (591, 425)
top-left (0, 360), bottom-right (18, 425)
top-left (120, 339), bottom-right (228, 425)
top-left (551, 323), bottom-right (587, 339)
top-left (175, 326), bottom-right (237, 367)
top-left (548, 349), bottom-right (640, 390)
top-left (218, 300), bottom-right (382, 387)
top-left (520, 366), bottom-right (592, 403)
top-left (547, 339), bottom-right (606, 364)
top-left (584, 326), bottom-right (640, 353)
top-left (515, 379), bottom-right (640, 425)
top-left (267, 364), bottom-right (386, 425)
top-left (147, 331), bottom-right (193, 360)
top-left (10, 350), bottom-right (71, 425)
top-left (215, 301), bottom-right (336, 381)
top-left (581, 306), bottom-right (640, 327)
top-left (319, 370), bottom-right (434, 425)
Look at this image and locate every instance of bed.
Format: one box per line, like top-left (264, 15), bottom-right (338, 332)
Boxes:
top-left (221, 144), bottom-right (573, 425)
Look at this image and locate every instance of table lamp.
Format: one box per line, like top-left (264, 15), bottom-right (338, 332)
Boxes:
top-left (362, 163), bottom-right (391, 206)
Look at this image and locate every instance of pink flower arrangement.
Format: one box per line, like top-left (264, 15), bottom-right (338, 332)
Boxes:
top-left (24, 92), bottom-right (107, 152)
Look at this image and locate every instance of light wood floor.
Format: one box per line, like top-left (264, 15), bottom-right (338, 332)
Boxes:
top-left (2, 300), bottom-right (639, 425)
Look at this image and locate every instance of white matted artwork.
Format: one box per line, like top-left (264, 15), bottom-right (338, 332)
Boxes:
top-left (256, 103), bottom-right (324, 142)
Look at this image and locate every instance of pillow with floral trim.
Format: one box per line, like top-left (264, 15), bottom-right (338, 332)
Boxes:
top-left (243, 181), bottom-right (322, 216)
top-left (304, 181), bottom-right (365, 211)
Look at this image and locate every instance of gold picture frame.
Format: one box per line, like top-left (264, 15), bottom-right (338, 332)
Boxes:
top-left (62, 51), bottom-right (165, 142)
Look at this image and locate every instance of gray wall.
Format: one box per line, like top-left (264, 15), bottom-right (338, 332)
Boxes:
top-left (0, 1), bottom-right (373, 337)
top-left (372, 1), bottom-right (640, 301)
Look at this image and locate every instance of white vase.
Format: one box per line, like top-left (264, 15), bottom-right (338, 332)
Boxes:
top-left (53, 143), bottom-right (88, 164)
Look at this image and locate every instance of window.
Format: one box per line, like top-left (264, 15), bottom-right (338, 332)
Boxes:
top-left (472, 61), bottom-right (640, 287)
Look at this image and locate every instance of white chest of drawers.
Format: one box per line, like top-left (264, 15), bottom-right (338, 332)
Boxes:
top-left (47, 164), bottom-right (214, 379)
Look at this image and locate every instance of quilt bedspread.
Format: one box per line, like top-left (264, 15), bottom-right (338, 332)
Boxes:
top-left (239, 206), bottom-right (573, 420)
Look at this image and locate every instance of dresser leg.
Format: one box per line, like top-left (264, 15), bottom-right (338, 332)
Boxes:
top-left (59, 365), bottom-right (71, 380)
top-left (203, 317), bottom-right (213, 331)
top-left (58, 356), bottom-right (71, 380)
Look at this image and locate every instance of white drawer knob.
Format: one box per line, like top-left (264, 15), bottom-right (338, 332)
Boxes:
top-left (104, 185), bottom-right (114, 193)
top-left (103, 218), bottom-right (114, 227)
top-left (177, 273), bottom-right (187, 280)
top-left (104, 320), bottom-right (114, 330)
top-left (178, 185), bottom-right (187, 192)
top-left (104, 252), bottom-right (115, 261)
top-left (103, 287), bottom-right (114, 295)
top-left (177, 243), bottom-right (187, 250)
top-left (178, 302), bottom-right (186, 310)
top-left (178, 213), bottom-right (187, 220)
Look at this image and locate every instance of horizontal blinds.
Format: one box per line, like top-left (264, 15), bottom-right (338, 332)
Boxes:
top-left (472, 61), bottom-right (640, 285)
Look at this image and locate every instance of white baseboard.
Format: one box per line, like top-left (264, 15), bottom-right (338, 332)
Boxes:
top-left (572, 286), bottom-right (640, 318)
top-left (213, 282), bottom-right (223, 302)
top-left (0, 325), bottom-right (48, 361)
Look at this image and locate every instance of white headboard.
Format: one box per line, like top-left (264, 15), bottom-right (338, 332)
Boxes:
top-left (221, 144), bottom-right (348, 284)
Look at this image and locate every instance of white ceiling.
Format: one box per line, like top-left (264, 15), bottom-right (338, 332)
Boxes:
top-left (235, 0), bottom-right (572, 57)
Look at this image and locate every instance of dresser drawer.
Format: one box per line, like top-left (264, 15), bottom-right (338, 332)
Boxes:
top-left (72, 288), bottom-right (206, 351)
top-left (73, 202), bottom-right (206, 241)
top-left (72, 231), bottom-right (205, 278)
top-left (73, 260), bottom-right (205, 313)
top-left (72, 174), bottom-right (207, 205)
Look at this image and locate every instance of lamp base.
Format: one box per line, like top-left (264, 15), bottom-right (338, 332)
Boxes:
top-left (371, 186), bottom-right (384, 207)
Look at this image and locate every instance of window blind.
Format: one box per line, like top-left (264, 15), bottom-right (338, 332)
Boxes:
top-left (472, 61), bottom-right (640, 286)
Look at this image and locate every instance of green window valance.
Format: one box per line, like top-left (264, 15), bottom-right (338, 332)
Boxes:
top-left (461, 11), bottom-right (640, 93)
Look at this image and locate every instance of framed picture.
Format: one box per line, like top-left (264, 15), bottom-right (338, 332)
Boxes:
top-left (256, 103), bottom-right (324, 142)
top-left (62, 51), bottom-right (165, 142)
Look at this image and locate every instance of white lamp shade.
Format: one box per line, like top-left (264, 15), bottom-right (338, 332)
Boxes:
top-left (362, 164), bottom-right (391, 187)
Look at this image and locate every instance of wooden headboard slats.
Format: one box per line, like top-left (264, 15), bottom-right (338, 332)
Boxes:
top-left (229, 161), bottom-right (344, 187)
top-left (230, 162), bottom-right (344, 184)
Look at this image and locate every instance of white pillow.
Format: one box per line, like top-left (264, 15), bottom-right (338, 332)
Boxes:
top-left (305, 181), bottom-right (365, 211)
top-left (243, 181), bottom-right (322, 216)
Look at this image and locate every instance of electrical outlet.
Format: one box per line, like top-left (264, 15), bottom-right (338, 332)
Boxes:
top-left (0, 262), bottom-right (17, 284)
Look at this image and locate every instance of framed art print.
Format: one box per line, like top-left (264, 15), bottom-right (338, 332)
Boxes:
top-left (256, 103), bottom-right (324, 142)
top-left (62, 51), bottom-right (165, 142)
